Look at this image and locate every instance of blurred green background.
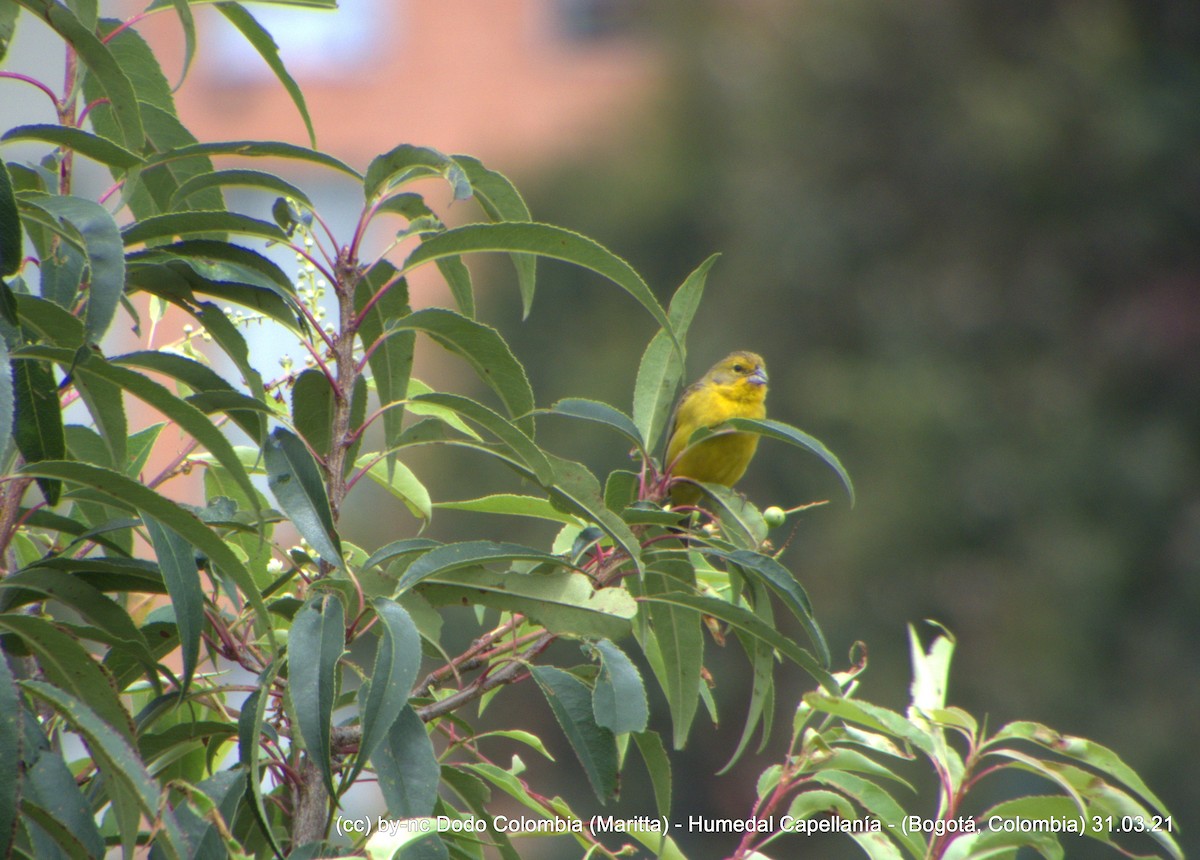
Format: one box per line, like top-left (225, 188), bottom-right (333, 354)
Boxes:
top-left (441, 1), bottom-right (1198, 856)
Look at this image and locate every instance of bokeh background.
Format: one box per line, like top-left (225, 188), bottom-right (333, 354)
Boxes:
top-left (5, 1), bottom-right (1198, 857)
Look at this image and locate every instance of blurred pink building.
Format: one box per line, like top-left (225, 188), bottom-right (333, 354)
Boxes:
top-left (141, 0), bottom-right (660, 174)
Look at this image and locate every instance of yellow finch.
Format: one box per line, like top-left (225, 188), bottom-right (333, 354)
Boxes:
top-left (665, 351), bottom-right (768, 506)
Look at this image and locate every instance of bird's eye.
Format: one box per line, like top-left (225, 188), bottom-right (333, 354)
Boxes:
top-left (732, 364), bottom-right (745, 373)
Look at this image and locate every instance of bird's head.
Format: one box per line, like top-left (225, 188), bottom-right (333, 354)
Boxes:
top-left (705, 351), bottom-right (768, 393)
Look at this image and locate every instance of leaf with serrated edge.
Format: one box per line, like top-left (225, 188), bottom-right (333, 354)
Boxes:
top-left (288, 593), bottom-right (345, 796)
top-left (530, 666), bottom-right (618, 802)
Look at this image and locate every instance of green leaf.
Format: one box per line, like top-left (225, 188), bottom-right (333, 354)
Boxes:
top-left (142, 515), bottom-right (204, 693)
top-left (22, 3), bottom-right (143, 148)
top-left (633, 254), bottom-right (717, 452)
top-left (544, 398), bottom-right (646, 455)
top-left (237, 660), bottom-right (286, 859)
top-left (812, 771), bottom-right (923, 859)
top-left (20, 345), bottom-right (261, 512)
top-left (140, 139), bottom-right (359, 179)
top-left (530, 666), bottom-right (618, 802)
top-left (288, 592), bottom-right (345, 797)
top-left (0, 160), bottom-right (23, 278)
top-left (357, 454), bottom-right (432, 523)
top-left (706, 417), bottom-right (855, 506)
top-left (0, 568), bottom-right (154, 665)
top-left (631, 563), bottom-right (703, 749)
top-left (706, 548), bottom-right (830, 667)
top-left (401, 222), bottom-right (674, 342)
top-left (215, 2), bottom-right (317, 147)
top-left (0, 2), bottom-right (18, 64)
top-left (386, 308), bottom-right (534, 436)
top-left (418, 568), bottom-right (636, 641)
top-left (411, 391), bottom-right (550, 483)
top-left (986, 721), bottom-right (1172, 816)
top-left (0, 654), bottom-right (18, 858)
top-left (450, 155), bottom-right (536, 316)
top-left (1, 124), bottom-right (143, 170)
top-left (940, 796), bottom-right (1075, 860)
top-left (364, 144), bottom-right (471, 202)
top-left (0, 339), bottom-right (11, 459)
top-left (291, 368), bottom-right (334, 457)
top-left (72, 360), bottom-right (127, 467)
top-left (18, 707), bottom-right (106, 860)
top-left (14, 293), bottom-right (84, 347)
top-left (804, 692), bottom-right (937, 756)
top-left (355, 261), bottom-right (413, 468)
top-left (169, 168), bottom-right (312, 211)
top-left (362, 538), bottom-right (442, 574)
top-left (642, 591), bottom-right (837, 693)
top-left (352, 598), bottom-right (421, 784)
top-left (592, 639), bottom-right (648, 734)
top-left (263, 427), bottom-right (342, 568)
top-left (396, 540), bottom-right (563, 593)
top-left (16, 460), bottom-right (274, 646)
top-left (371, 706), bottom-right (439, 818)
top-left (11, 357), bottom-right (64, 505)
top-left (0, 614), bottom-right (133, 737)
top-left (633, 730), bottom-right (672, 820)
top-left (20, 682), bottom-right (187, 860)
top-left (434, 493), bottom-right (580, 525)
top-left (122, 210), bottom-right (288, 246)
top-left (546, 453), bottom-right (643, 572)
top-left (116, 349), bottom-right (267, 443)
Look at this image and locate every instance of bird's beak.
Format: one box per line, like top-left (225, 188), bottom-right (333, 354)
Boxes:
top-left (749, 368), bottom-right (768, 386)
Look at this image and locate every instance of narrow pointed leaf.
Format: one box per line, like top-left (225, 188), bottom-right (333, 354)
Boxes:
top-left (237, 660), bottom-right (286, 859)
top-left (396, 540), bottom-right (561, 593)
top-left (706, 547), bottom-right (830, 667)
top-left (411, 391), bottom-right (550, 483)
top-left (633, 730), bottom-right (672, 820)
top-left (401, 222), bottom-right (675, 346)
top-left (140, 140), bottom-right (359, 179)
top-left (434, 493), bottom-right (579, 525)
top-left (355, 262), bottom-right (413, 465)
top-left (352, 598), bottom-right (421, 784)
top-left (25, 3), bottom-right (143, 148)
top-left (19, 345), bottom-right (260, 511)
top-left (170, 168), bottom-right (312, 210)
top-left (364, 144), bottom-right (471, 202)
top-left (384, 308), bottom-right (533, 435)
top-left (371, 707), bottom-right (439, 818)
top-left (707, 417), bottom-right (854, 505)
top-left (641, 592), bottom-right (838, 693)
top-left (418, 568), bottom-right (635, 641)
top-left (291, 368), bottom-right (334, 456)
top-left (530, 666), bottom-right (618, 802)
top-left (2, 124), bottom-right (143, 169)
top-left (0, 655), bottom-right (18, 858)
top-left (0, 339), bottom-right (12, 460)
top-left (20, 682), bottom-right (187, 860)
top-left (592, 639), bottom-right (648, 734)
top-left (122, 210), bottom-right (287, 246)
top-left (633, 565), bottom-right (702, 749)
top-left (16, 460), bottom-right (274, 646)
top-left (12, 357), bottom-right (65, 505)
top-left (545, 398), bottom-right (645, 455)
top-left (358, 454), bottom-right (432, 523)
top-left (142, 515), bottom-right (204, 693)
top-left (216, 2), bottom-right (316, 147)
top-left (633, 254), bottom-right (717, 451)
top-left (263, 427), bottom-right (342, 567)
top-left (0, 160), bottom-right (23, 277)
top-left (288, 593), bottom-right (345, 797)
